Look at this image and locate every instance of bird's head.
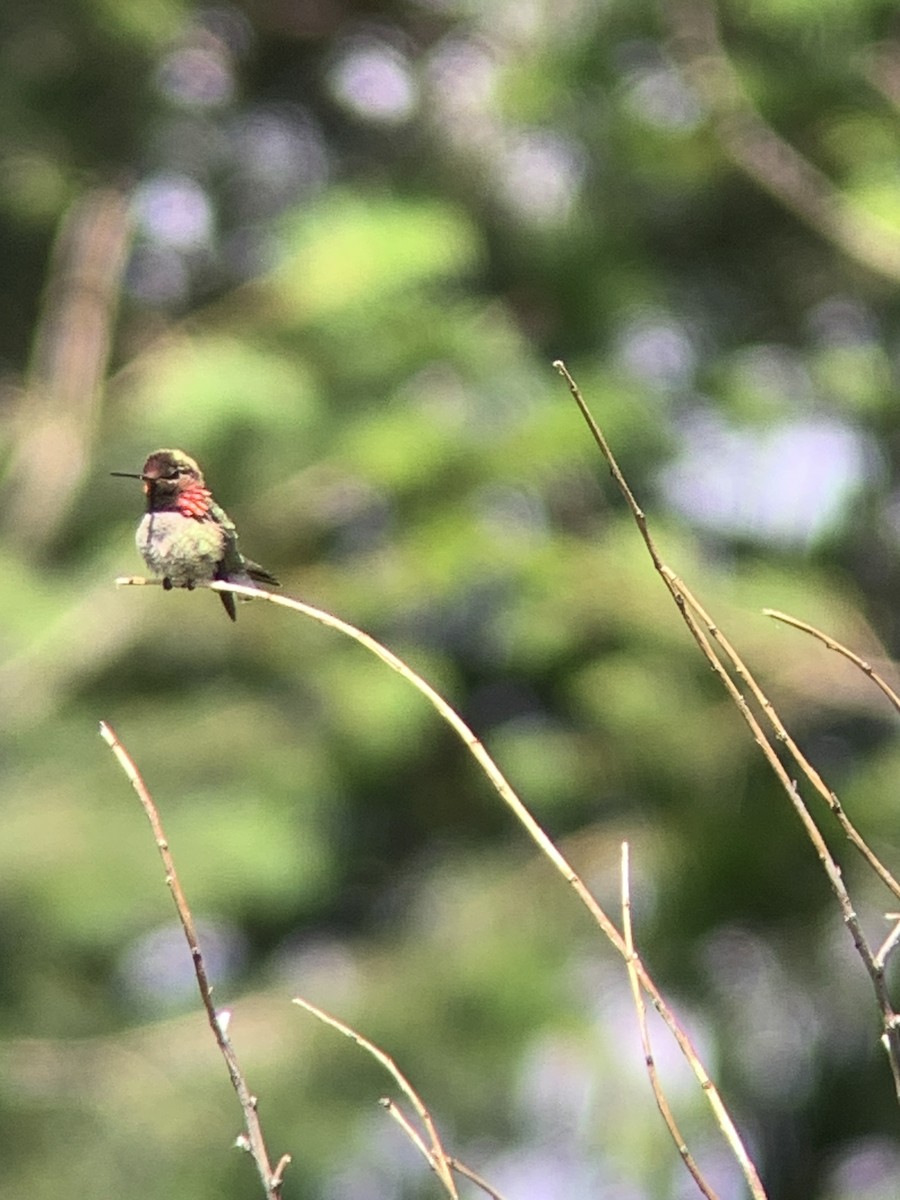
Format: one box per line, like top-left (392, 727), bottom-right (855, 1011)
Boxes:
top-left (112, 449), bottom-right (210, 515)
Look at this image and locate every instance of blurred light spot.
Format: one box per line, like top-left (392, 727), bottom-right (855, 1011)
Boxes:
top-left (311, 477), bottom-right (393, 561)
top-left (133, 174), bottom-right (213, 249)
top-left (229, 106), bottom-right (329, 198)
top-left (270, 936), bottom-right (360, 1005)
top-left (498, 130), bottom-right (584, 224)
top-left (396, 581), bottom-right (508, 658)
top-left (659, 410), bottom-right (880, 546)
top-left (156, 43), bottom-right (235, 107)
top-left (125, 244), bottom-right (190, 304)
top-left (486, 0), bottom-right (544, 42)
top-left (481, 1146), bottom-right (611, 1200)
top-left (807, 295), bottom-right (879, 346)
top-left (824, 1137), bottom-right (900, 1200)
top-left (617, 311), bottom-right (697, 390)
top-left (200, 6), bottom-right (254, 56)
top-left (475, 482), bottom-right (548, 539)
top-left (669, 1147), bottom-right (757, 1199)
top-left (118, 919), bottom-right (245, 1011)
top-left (544, 466), bottom-right (607, 532)
top-left (517, 1035), bottom-right (595, 1132)
top-left (323, 1163), bottom-right (397, 1200)
top-left (701, 926), bottom-right (821, 1105)
top-left (877, 489), bottom-right (900, 551)
top-left (730, 343), bottom-right (815, 409)
top-left (150, 114), bottom-right (230, 177)
top-left (312, 476), bottom-right (387, 526)
top-left (323, 1106), bottom-right (431, 1199)
top-left (312, 477), bottom-right (392, 557)
top-left (574, 956), bottom-right (710, 1108)
top-left (622, 62), bottom-right (702, 131)
top-left (329, 38), bottom-right (417, 124)
top-left (426, 35), bottom-right (498, 121)
top-left (220, 224), bottom-right (278, 278)
top-left (403, 362), bottom-right (472, 428)
top-left (0, 153), bottom-right (69, 221)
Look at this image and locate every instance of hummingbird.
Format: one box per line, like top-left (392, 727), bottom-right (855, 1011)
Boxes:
top-left (112, 448), bottom-right (280, 621)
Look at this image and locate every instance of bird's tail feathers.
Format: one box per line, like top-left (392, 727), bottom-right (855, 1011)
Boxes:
top-left (244, 559), bottom-right (280, 587)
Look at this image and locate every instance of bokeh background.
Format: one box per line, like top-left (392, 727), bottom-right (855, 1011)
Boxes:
top-left (4, 0), bottom-right (900, 1196)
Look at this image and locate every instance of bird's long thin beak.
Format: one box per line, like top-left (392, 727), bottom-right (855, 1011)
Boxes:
top-left (110, 471), bottom-right (148, 479)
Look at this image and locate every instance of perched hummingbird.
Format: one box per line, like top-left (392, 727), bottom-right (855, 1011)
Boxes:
top-left (112, 448), bottom-right (280, 621)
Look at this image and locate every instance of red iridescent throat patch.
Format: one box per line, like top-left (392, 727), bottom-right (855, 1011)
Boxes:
top-left (176, 484), bottom-right (212, 520)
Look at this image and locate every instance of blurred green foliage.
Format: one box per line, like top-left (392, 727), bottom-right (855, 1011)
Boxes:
top-left (3, 0), bottom-right (900, 1198)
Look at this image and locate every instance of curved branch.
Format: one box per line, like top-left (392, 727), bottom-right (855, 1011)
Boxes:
top-left (663, 0), bottom-right (900, 282)
top-left (114, 574), bottom-right (767, 1200)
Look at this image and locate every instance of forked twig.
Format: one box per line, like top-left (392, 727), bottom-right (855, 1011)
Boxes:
top-left (664, 591), bottom-right (900, 1079)
top-left (553, 358), bottom-right (900, 1099)
top-left (674, 585), bottom-right (900, 901)
top-left (621, 844), bottom-right (717, 1200)
top-left (447, 1157), bottom-right (512, 1200)
top-left (379, 1099), bottom-right (445, 1181)
top-left (115, 573), bottom-right (767, 1200)
top-left (99, 722), bottom-right (289, 1199)
top-left (294, 997), bottom-right (497, 1200)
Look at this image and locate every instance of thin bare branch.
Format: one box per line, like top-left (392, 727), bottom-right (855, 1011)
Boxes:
top-left (448, 1157), bottom-right (513, 1200)
top-left (677, 589), bottom-right (900, 903)
top-left (293, 997), bottom-right (459, 1199)
top-left (270, 1156), bottom-right (292, 1190)
top-left (114, 575), bottom-right (625, 950)
top-left (876, 917), bottom-right (900, 972)
top-left (662, 0), bottom-right (900, 284)
top-left (764, 609), bottom-right (900, 717)
top-left (296, 999), bottom-right (510, 1200)
top-left (115, 573), bottom-right (766, 1199)
top-left (882, 1024), bottom-right (900, 1101)
top-left (554, 358), bottom-right (900, 1101)
top-left (621, 844), bottom-right (719, 1200)
top-left (380, 1099), bottom-right (442, 1179)
top-left (863, 41), bottom-right (900, 114)
top-left (98, 722), bottom-right (289, 1199)
top-left (2, 188), bottom-right (131, 552)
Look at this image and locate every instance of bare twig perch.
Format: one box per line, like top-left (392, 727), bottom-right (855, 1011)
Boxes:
top-left (114, 573), bottom-right (766, 1199)
top-left (99, 721), bottom-right (290, 1199)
